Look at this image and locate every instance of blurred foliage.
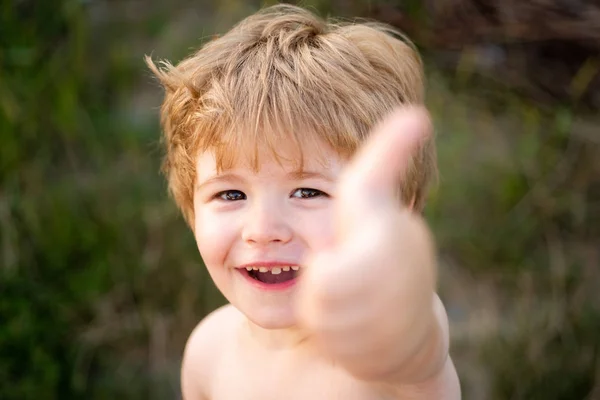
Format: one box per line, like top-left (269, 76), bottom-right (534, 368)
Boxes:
top-left (425, 68), bottom-right (599, 398)
top-left (1, 1), bottom-right (224, 398)
top-left (1, 0), bottom-right (598, 399)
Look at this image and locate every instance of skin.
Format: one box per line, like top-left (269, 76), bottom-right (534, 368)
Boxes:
top-left (183, 107), bottom-right (461, 399)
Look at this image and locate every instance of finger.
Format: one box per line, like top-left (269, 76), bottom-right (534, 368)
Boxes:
top-left (339, 106), bottom-right (431, 204)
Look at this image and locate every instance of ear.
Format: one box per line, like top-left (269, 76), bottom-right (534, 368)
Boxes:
top-left (408, 194), bottom-right (416, 211)
top-left (394, 188), bottom-right (417, 211)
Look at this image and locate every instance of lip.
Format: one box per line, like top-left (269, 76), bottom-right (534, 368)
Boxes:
top-left (237, 261), bottom-right (299, 269)
top-left (235, 261), bottom-right (300, 291)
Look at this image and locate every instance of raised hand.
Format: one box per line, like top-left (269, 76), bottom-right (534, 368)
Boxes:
top-left (296, 106), bottom-right (440, 382)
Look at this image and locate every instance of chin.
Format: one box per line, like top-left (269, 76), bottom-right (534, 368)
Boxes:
top-left (243, 305), bottom-right (296, 330)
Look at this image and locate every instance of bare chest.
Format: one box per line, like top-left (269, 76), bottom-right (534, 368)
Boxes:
top-left (209, 352), bottom-right (398, 400)
top-left (210, 370), bottom-right (396, 400)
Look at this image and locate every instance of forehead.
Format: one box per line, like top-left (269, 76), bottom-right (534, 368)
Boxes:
top-left (196, 137), bottom-right (345, 179)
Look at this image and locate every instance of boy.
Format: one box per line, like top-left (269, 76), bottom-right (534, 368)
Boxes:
top-left (147, 4), bottom-right (460, 399)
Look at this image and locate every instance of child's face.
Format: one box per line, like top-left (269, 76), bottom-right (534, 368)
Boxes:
top-left (193, 141), bottom-right (344, 329)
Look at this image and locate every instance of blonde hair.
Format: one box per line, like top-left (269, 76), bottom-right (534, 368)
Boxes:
top-left (146, 4), bottom-right (436, 226)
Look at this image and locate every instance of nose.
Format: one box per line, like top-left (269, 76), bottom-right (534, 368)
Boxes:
top-left (242, 201), bottom-right (292, 246)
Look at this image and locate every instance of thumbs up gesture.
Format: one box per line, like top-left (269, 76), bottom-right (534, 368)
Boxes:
top-left (297, 107), bottom-right (446, 384)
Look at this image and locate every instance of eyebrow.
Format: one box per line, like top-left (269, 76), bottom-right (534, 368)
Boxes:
top-left (196, 169), bottom-right (334, 192)
top-left (286, 170), bottom-right (334, 182)
top-left (196, 172), bottom-right (245, 192)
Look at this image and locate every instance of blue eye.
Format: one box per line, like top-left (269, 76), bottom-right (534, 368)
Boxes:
top-left (216, 190), bottom-right (246, 201)
top-left (292, 188), bottom-right (326, 199)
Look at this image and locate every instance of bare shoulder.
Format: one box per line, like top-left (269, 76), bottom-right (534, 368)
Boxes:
top-left (408, 294), bottom-right (460, 399)
top-left (412, 356), bottom-right (461, 399)
top-left (181, 304), bottom-right (243, 400)
top-left (377, 294), bottom-right (460, 399)
top-left (394, 293), bottom-right (461, 400)
top-left (383, 356), bottom-right (460, 400)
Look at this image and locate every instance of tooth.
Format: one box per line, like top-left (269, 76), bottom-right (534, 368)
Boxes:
top-left (291, 266), bottom-right (299, 271)
top-left (246, 267), bottom-right (252, 271)
top-left (252, 267), bottom-right (258, 271)
top-left (271, 267), bottom-right (282, 275)
top-left (259, 267), bottom-right (268, 273)
top-left (282, 266), bottom-right (290, 272)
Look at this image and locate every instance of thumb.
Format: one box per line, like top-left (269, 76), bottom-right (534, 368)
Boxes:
top-left (339, 106), bottom-right (432, 207)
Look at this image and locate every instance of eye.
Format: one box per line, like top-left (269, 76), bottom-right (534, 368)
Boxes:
top-left (215, 190), bottom-right (246, 201)
top-left (291, 188), bottom-right (327, 199)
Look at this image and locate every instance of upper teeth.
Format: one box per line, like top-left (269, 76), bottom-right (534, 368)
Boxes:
top-left (245, 266), bottom-right (299, 274)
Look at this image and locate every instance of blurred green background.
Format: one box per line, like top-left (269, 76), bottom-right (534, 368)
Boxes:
top-left (1, 0), bottom-right (599, 399)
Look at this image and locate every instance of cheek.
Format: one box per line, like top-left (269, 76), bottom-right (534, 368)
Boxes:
top-left (194, 208), bottom-right (238, 265)
top-left (297, 207), bottom-right (336, 251)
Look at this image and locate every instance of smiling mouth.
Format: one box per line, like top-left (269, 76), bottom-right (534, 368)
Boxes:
top-left (242, 266), bottom-right (300, 285)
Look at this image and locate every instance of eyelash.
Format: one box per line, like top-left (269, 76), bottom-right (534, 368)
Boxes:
top-left (291, 188), bottom-right (326, 199)
top-left (214, 188), bottom-right (327, 201)
top-left (215, 190), bottom-right (246, 201)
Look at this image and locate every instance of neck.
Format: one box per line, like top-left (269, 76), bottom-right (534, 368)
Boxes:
top-left (244, 319), bottom-right (310, 350)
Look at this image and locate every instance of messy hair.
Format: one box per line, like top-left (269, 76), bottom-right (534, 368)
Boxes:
top-left (146, 4), bottom-right (436, 226)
